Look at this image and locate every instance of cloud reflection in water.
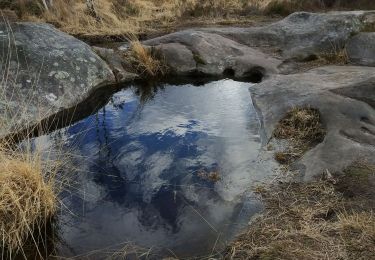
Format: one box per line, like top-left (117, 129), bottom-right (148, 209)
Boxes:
top-left (36, 79), bottom-right (275, 258)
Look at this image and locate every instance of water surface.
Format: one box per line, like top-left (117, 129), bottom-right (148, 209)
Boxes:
top-left (36, 79), bottom-right (274, 258)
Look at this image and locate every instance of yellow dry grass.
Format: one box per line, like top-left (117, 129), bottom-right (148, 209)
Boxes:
top-left (0, 144), bottom-right (59, 257)
top-left (273, 107), bottom-right (326, 164)
top-left (226, 163), bottom-right (375, 259)
top-left (6, 0), bottom-right (374, 38)
top-left (0, 22), bottom-right (64, 257)
top-left (9, 0), bottom-right (271, 37)
top-left (4, 0), bottom-right (375, 39)
top-left (125, 36), bottom-right (168, 77)
top-left (129, 41), bottom-right (162, 77)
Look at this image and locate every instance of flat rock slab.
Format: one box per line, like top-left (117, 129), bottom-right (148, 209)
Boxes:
top-left (347, 32), bottom-right (375, 66)
top-left (252, 66), bottom-right (375, 180)
top-left (200, 11), bottom-right (375, 60)
top-left (0, 22), bottom-right (115, 137)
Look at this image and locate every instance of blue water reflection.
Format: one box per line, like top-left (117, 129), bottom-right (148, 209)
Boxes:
top-left (38, 79), bottom-right (271, 258)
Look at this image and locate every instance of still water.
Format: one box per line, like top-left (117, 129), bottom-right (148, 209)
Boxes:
top-left (35, 79), bottom-right (274, 258)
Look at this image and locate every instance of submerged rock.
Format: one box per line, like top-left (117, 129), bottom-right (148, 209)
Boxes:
top-left (252, 66), bottom-right (375, 180)
top-left (0, 22), bottom-right (115, 138)
top-left (347, 32), bottom-right (375, 66)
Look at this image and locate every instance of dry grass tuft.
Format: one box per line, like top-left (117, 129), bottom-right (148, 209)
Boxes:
top-left (0, 0), bottom-right (271, 37)
top-left (0, 10), bottom-right (71, 258)
top-left (125, 37), bottom-right (168, 77)
top-left (274, 107), bottom-right (325, 142)
top-left (320, 44), bottom-right (349, 65)
top-left (3, 0), bottom-right (375, 38)
top-left (0, 33), bottom-right (63, 255)
top-left (0, 144), bottom-right (58, 257)
top-left (273, 107), bottom-right (325, 164)
top-left (226, 163), bottom-right (375, 259)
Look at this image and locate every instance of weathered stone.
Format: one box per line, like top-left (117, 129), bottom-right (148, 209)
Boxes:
top-left (143, 31), bottom-right (281, 79)
top-left (155, 43), bottom-right (196, 75)
top-left (0, 22), bottom-right (115, 137)
top-left (93, 46), bottom-right (139, 82)
top-left (252, 66), bottom-right (375, 180)
top-left (347, 33), bottom-right (375, 66)
top-left (201, 11), bottom-right (375, 60)
top-left (113, 11), bottom-right (375, 79)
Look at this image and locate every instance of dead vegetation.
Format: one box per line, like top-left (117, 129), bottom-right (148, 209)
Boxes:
top-left (1, 0), bottom-right (269, 38)
top-left (2, 0), bottom-right (375, 38)
top-left (125, 37), bottom-right (168, 77)
top-left (0, 144), bottom-right (59, 258)
top-left (321, 45), bottom-right (349, 65)
top-left (0, 25), bottom-right (65, 257)
top-left (273, 107), bottom-right (326, 164)
top-left (284, 46), bottom-right (350, 74)
top-left (225, 163), bottom-right (375, 260)
top-left (0, 104), bottom-right (68, 258)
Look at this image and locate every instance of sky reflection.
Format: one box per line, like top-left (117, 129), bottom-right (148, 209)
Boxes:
top-left (35, 79), bottom-right (275, 258)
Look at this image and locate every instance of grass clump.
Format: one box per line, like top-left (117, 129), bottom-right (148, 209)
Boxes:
top-left (0, 17), bottom-right (63, 258)
top-left (6, 0), bottom-right (267, 38)
top-left (125, 38), bottom-right (168, 78)
top-left (225, 163), bottom-right (375, 260)
top-left (273, 107), bottom-right (325, 164)
top-left (3, 0), bottom-right (375, 39)
top-left (320, 45), bottom-right (349, 65)
top-left (0, 145), bottom-right (58, 257)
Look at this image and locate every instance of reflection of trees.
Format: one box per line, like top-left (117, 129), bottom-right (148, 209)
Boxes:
top-left (135, 81), bottom-right (165, 104)
top-left (133, 77), bottom-right (214, 105)
top-left (92, 106), bottom-right (129, 204)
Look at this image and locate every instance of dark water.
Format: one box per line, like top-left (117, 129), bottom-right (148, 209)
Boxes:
top-left (35, 79), bottom-right (274, 258)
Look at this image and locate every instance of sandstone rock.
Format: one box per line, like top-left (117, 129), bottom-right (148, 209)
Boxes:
top-left (201, 11), bottom-right (375, 60)
top-left (252, 66), bottom-right (375, 180)
top-left (116, 11), bottom-right (375, 80)
top-left (0, 22), bottom-right (116, 138)
top-left (143, 31), bottom-right (281, 80)
top-left (155, 43), bottom-right (196, 75)
top-left (347, 33), bottom-right (375, 66)
top-left (93, 46), bottom-right (139, 82)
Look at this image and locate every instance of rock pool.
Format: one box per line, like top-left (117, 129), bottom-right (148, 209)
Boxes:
top-left (34, 79), bottom-right (276, 258)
